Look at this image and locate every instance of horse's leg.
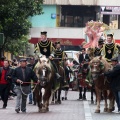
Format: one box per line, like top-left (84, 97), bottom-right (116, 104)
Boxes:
top-left (55, 91), bottom-right (58, 104)
top-left (51, 93), bottom-right (55, 104)
top-left (103, 90), bottom-right (108, 112)
top-left (91, 85), bottom-right (94, 104)
top-left (35, 87), bottom-right (42, 112)
top-left (108, 91), bottom-right (115, 112)
top-left (43, 88), bottom-right (52, 112)
top-left (95, 87), bottom-right (101, 113)
top-left (57, 88), bottom-right (61, 104)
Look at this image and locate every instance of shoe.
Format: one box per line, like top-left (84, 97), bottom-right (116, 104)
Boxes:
top-left (2, 104), bottom-right (7, 109)
top-left (2, 105), bottom-right (6, 109)
top-left (28, 102), bottom-right (32, 104)
top-left (22, 111), bottom-right (26, 113)
top-left (21, 110), bottom-right (26, 113)
top-left (15, 108), bottom-right (20, 113)
top-left (65, 97), bottom-right (67, 100)
top-left (62, 97), bottom-right (64, 101)
top-left (115, 111), bottom-right (120, 113)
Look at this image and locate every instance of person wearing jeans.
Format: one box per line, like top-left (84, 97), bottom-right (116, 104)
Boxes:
top-left (13, 59), bottom-right (39, 113)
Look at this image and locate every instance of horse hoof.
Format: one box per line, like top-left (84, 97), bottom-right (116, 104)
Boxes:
top-left (46, 108), bottom-right (49, 112)
top-left (41, 109), bottom-right (47, 113)
top-left (55, 101), bottom-right (58, 104)
top-left (95, 109), bottom-right (100, 113)
top-left (58, 101), bottom-right (61, 104)
top-left (51, 101), bottom-right (54, 105)
top-left (104, 108), bottom-right (108, 112)
top-left (111, 107), bottom-right (115, 111)
top-left (107, 109), bottom-right (113, 113)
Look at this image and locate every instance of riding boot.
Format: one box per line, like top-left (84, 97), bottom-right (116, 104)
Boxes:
top-left (79, 87), bottom-right (82, 99)
top-left (83, 87), bottom-right (87, 100)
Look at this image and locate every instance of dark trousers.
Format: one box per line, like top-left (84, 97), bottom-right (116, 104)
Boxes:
top-left (79, 87), bottom-right (87, 98)
top-left (0, 84), bottom-right (10, 107)
top-left (114, 91), bottom-right (120, 111)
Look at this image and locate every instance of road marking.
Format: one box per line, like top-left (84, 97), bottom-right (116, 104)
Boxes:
top-left (83, 101), bottom-right (93, 120)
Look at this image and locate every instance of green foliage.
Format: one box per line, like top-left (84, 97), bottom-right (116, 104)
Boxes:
top-left (0, 0), bottom-right (43, 55)
top-left (5, 36), bottom-right (28, 56)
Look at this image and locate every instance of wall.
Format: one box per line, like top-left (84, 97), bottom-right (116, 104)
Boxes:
top-left (31, 5), bottom-right (56, 27)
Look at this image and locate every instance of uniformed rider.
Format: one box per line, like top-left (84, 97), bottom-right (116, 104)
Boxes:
top-left (101, 34), bottom-right (120, 62)
top-left (54, 41), bottom-right (67, 65)
top-left (94, 38), bottom-right (104, 57)
top-left (34, 31), bottom-right (61, 80)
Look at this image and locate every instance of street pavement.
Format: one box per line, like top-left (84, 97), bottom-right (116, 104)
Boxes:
top-left (0, 91), bottom-right (119, 120)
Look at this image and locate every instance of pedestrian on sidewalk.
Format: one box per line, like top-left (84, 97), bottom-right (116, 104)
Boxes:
top-left (13, 59), bottom-right (39, 113)
top-left (62, 61), bottom-right (72, 100)
top-left (0, 60), bottom-right (13, 108)
top-left (104, 57), bottom-right (120, 113)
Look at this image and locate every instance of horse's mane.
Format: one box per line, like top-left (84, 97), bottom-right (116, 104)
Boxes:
top-left (90, 56), bottom-right (112, 72)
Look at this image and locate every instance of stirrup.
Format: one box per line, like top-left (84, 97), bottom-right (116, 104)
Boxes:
top-left (56, 73), bottom-right (62, 80)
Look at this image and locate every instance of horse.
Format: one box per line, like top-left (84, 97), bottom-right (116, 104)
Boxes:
top-left (51, 59), bottom-right (65, 104)
top-left (89, 56), bottom-right (115, 113)
top-left (34, 56), bottom-right (55, 112)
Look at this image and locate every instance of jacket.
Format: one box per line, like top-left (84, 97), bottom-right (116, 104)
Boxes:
top-left (0, 67), bottom-right (14, 84)
top-left (12, 66), bottom-right (38, 86)
top-left (104, 64), bottom-right (120, 91)
top-left (79, 54), bottom-right (90, 64)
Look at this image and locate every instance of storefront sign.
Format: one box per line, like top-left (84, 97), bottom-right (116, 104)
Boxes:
top-left (101, 6), bottom-right (120, 15)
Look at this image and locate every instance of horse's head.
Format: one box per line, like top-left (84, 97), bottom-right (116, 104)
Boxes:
top-left (90, 56), bottom-right (105, 80)
top-left (37, 56), bottom-right (51, 87)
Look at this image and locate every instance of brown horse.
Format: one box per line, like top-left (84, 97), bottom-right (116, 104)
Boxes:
top-left (90, 56), bottom-right (115, 113)
top-left (51, 59), bottom-right (65, 104)
top-left (34, 56), bottom-right (55, 112)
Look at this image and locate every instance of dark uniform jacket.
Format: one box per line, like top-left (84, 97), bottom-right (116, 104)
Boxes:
top-left (12, 66), bottom-right (38, 86)
top-left (79, 53), bottom-right (90, 64)
top-left (34, 40), bottom-right (54, 58)
top-left (94, 47), bottom-right (102, 57)
top-left (101, 43), bottom-right (119, 62)
top-left (104, 64), bottom-right (120, 91)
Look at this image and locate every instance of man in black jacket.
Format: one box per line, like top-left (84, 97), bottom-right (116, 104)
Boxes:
top-left (104, 57), bottom-right (120, 113)
top-left (79, 48), bottom-right (90, 64)
top-left (13, 59), bottom-right (39, 113)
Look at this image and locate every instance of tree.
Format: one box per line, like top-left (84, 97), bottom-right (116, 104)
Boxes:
top-left (0, 0), bottom-right (43, 55)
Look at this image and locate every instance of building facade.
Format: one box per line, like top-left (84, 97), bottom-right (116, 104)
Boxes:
top-left (28, 1), bottom-right (120, 54)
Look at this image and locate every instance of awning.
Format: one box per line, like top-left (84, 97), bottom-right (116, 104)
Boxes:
top-left (29, 37), bottom-right (85, 46)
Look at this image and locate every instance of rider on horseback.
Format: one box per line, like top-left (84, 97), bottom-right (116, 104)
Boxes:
top-left (34, 31), bottom-right (61, 80)
top-left (101, 34), bottom-right (120, 62)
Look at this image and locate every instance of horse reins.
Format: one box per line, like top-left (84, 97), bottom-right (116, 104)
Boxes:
top-left (19, 82), bottom-right (38, 96)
